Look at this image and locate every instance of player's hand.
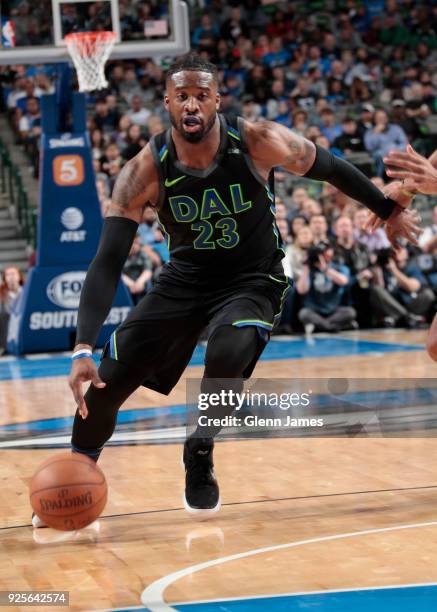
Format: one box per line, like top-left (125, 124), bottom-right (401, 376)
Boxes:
top-left (382, 179), bottom-right (415, 209)
top-left (384, 207), bottom-right (422, 252)
top-left (68, 358), bottom-right (106, 420)
top-left (364, 177), bottom-right (417, 234)
top-left (364, 211), bottom-right (384, 233)
top-left (384, 145), bottom-right (437, 195)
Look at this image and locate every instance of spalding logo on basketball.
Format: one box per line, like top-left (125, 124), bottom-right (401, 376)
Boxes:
top-left (29, 453), bottom-right (108, 531)
top-left (60, 207), bottom-right (84, 230)
top-left (46, 271), bottom-right (86, 309)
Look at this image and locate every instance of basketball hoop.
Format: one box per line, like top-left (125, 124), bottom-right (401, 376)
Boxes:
top-left (65, 31), bottom-right (117, 92)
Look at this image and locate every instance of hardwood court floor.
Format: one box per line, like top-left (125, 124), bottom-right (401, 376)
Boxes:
top-left (1, 330), bottom-right (437, 611)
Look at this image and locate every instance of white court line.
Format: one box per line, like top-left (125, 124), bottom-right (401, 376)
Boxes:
top-left (141, 520), bottom-right (437, 611)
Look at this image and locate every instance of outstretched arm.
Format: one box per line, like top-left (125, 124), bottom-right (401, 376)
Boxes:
top-left (69, 146), bottom-right (159, 418)
top-left (75, 145), bottom-right (159, 349)
top-left (244, 120), bottom-right (421, 246)
top-left (245, 120), bottom-right (398, 219)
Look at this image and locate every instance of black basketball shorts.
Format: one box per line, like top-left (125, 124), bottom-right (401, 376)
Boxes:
top-left (101, 262), bottom-right (290, 395)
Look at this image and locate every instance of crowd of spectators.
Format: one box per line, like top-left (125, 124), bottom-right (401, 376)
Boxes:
top-left (0, 0), bottom-right (436, 341)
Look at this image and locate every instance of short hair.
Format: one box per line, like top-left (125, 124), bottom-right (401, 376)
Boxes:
top-left (166, 53), bottom-right (218, 84)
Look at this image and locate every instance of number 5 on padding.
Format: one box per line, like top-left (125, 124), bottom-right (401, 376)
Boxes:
top-left (53, 155), bottom-right (84, 186)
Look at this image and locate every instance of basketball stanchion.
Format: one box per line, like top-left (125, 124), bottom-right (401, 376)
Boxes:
top-left (7, 34), bottom-right (132, 355)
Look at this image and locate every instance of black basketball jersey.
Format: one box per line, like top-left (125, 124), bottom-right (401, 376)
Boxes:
top-left (150, 114), bottom-right (284, 277)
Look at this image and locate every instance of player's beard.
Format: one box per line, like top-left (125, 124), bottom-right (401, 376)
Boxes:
top-left (170, 111), bottom-right (217, 143)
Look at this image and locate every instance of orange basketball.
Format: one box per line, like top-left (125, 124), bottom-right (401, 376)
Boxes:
top-left (29, 452), bottom-right (107, 531)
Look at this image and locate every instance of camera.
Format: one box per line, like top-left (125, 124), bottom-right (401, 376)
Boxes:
top-left (376, 248), bottom-right (394, 267)
top-left (306, 241), bottom-right (331, 267)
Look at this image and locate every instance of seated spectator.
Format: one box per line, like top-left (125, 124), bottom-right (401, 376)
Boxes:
top-left (147, 115), bottom-right (165, 138)
top-left (418, 206), bottom-right (437, 254)
top-left (290, 77), bottom-right (318, 111)
top-left (123, 124), bottom-right (147, 161)
top-left (290, 186), bottom-right (309, 212)
top-left (333, 116), bottom-right (366, 153)
top-left (276, 218), bottom-right (291, 247)
top-left (290, 109), bottom-right (308, 135)
top-left (113, 115), bottom-right (132, 150)
top-left (372, 247), bottom-right (435, 327)
top-left (15, 78), bottom-right (42, 113)
top-left (119, 67), bottom-right (143, 103)
top-left (127, 94), bottom-right (152, 128)
top-left (122, 235), bottom-right (153, 304)
top-left (301, 198), bottom-right (323, 219)
top-left (334, 215), bottom-right (374, 326)
top-left (353, 207), bottom-right (390, 253)
top-left (18, 96), bottom-right (41, 140)
top-left (357, 103), bottom-right (375, 138)
top-left (325, 77), bottom-right (346, 106)
top-left (264, 79), bottom-right (288, 120)
top-left (192, 14), bottom-right (220, 50)
top-left (152, 228), bottom-right (170, 269)
top-left (319, 107), bottom-right (342, 144)
top-left (139, 207), bottom-right (159, 247)
top-left (309, 214), bottom-right (329, 245)
top-left (305, 125), bottom-right (322, 143)
top-left (289, 215), bottom-right (307, 240)
top-left (101, 143), bottom-right (122, 175)
top-left (283, 225), bottom-right (314, 281)
top-left (263, 37), bottom-right (291, 69)
top-left (0, 267), bottom-right (24, 355)
top-left (275, 200), bottom-right (288, 222)
top-left (6, 75), bottom-right (27, 111)
top-left (296, 241), bottom-right (357, 333)
top-left (221, 6), bottom-right (249, 43)
top-left (218, 87), bottom-right (241, 120)
top-left (93, 97), bottom-right (120, 133)
top-left (241, 95), bottom-right (262, 123)
top-left (364, 109), bottom-right (408, 176)
top-left (90, 128), bottom-right (106, 161)
top-left (334, 215), bottom-right (373, 272)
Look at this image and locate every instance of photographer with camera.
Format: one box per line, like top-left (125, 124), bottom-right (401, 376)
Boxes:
top-left (296, 241), bottom-right (357, 334)
top-left (333, 215), bottom-right (375, 326)
top-left (371, 247), bottom-right (434, 328)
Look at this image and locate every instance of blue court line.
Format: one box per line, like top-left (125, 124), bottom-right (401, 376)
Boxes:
top-left (0, 337), bottom-right (422, 382)
top-left (113, 584), bottom-right (437, 611)
top-left (1, 385), bottom-right (435, 434)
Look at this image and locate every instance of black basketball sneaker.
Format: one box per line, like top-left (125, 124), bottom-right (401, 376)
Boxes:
top-left (183, 437), bottom-right (221, 515)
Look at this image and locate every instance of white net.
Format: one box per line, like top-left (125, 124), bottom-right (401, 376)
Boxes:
top-left (65, 32), bottom-right (117, 92)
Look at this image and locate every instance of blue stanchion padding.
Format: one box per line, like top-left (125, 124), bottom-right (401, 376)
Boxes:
top-left (7, 266), bottom-right (132, 354)
top-left (10, 88), bottom-right (133, 354)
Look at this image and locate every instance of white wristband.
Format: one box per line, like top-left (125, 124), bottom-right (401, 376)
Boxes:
top-left (71, 349), bottom-right (93, 361)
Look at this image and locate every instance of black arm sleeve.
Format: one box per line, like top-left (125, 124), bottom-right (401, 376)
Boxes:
top-left (304, 145), bottom-right (397, 220)
top-left (75, 216), bottom-right (138, 347)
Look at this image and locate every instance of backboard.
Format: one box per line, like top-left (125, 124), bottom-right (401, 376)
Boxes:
top-left (0, 0), bottom-right (189, 65)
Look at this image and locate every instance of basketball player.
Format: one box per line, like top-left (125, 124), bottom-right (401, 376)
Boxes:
top-left (33, 55), bottom-right (422, 526)
top-left (382, 146), bottom-right (437, 361)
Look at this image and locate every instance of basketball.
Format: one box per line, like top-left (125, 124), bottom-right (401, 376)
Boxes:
top-left (29, 453), bottom-right (107, 531)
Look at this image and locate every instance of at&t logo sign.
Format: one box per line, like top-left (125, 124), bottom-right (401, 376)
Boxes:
top-left (60, 207), bottom-right (86, 242)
